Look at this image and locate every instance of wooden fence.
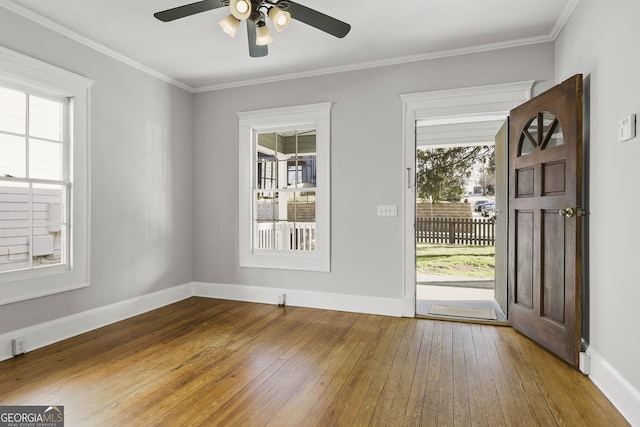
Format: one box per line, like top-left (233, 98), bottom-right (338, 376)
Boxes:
top-left (416, 217), bottom-right (495, 246)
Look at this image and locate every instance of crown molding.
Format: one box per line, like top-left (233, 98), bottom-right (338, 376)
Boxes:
top-left (193, 35), bottom-right (553, 92)
top-left (1, 0), bottom-right (581, 94)
top-left (550, 0), bottom-right (581, 40)
top-left (0, 0), bottom-right (195, 93)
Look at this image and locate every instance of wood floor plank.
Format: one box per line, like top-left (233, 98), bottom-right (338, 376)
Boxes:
top-left (451, 322), bottom-right (472, 425)
top-left (470, 324), bottom-right (507, 426)
top-left (266, 312), bottom-right (372, 426)
top-left (0, 298), bottom-right (630, 426)
top-left (319, 316), bottom-right (405, 426)
top-left (151, 305), bottom-right (326, 426)
top-left (460, 323), bottom-right (488, 426)
top-left (79, 300), bottom-right (278, 425)
top-left (402, 320), bottom-right (435, 427)
top-left (381, 319), bottom-right (427, 426)
top-left (367, 319), bottom-right (417, 426)
top-left (419, 319), bottom-right (445, 425)
top-left (483, 325), bottom-right (544, 425)
top-left (510, 328), bottom-right (630, 426)
top-left (220, 310), bottom-right (354, 426)
top-left (494, 329), bottom-right (558, 425)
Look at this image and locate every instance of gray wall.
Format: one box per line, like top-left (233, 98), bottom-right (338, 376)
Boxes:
top-left (193, 43), bottom-right (555, 298)
top-left (0, 9), bottom-right (194, 333)
top-left (556, 0), bottom-right (640, 393)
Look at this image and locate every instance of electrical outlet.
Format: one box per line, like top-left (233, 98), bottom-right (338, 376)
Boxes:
top-left (377, 205), bottom-right (398, 216)
top-left (278, 293), bottom-right (287, 306)
top-left (12, 336), bottom-right (26, 356)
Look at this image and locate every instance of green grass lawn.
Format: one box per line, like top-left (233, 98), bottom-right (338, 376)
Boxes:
top-left (416, 243), bottom-right (495, 279)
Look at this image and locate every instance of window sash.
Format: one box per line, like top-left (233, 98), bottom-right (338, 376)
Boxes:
top-left (0, 86), bottom-right (70, 276)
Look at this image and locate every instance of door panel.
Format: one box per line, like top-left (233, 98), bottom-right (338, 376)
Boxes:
top-left (508, 74), bottom-right (583, 367)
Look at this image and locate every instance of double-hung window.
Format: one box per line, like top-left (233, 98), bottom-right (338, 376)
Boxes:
top-left (0, 46), bottom-right (92, 305)
top-left (0, 85), bottom-right (69, 274)
top-left (238, 103), bottom-right (331, 271)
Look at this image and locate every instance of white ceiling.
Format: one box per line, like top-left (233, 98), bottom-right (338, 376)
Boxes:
top-left (0, 0), bottom-right (578, 92)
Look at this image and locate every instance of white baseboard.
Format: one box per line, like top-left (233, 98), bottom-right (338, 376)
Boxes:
top-left (0, 281), bottom-right (403, 363)
top-left (587, 346), bottom-right (640, 426)
top-left (0, 284), bottom-right (192, 362)
top-left (191, 282), bottom-right (404, 317)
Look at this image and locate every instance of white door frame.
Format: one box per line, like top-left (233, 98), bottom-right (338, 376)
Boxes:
top-left (400, 81), bottom-right (534, 317)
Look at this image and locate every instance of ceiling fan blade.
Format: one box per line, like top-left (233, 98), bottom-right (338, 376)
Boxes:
top-left (247, 22), bottom-right (268, 57)
top-left (285, 1), bottom-right (351, 38)
top-left (154, 0), bottom-right (224, 22)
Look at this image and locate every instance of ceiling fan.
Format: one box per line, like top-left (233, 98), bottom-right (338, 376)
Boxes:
top-left (154, 0), bottom-right (351, 57)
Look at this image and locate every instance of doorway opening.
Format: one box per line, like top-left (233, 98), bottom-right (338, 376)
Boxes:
top-left (400, 81), bottom-right (534, 319)
top-left (413, 125), bottom-right (506, 323)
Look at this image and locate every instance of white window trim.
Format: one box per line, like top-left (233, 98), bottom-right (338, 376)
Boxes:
top-left (238, 102), bottom-right (331, 272)
top-left (0, 46), bottom-right (94, 305)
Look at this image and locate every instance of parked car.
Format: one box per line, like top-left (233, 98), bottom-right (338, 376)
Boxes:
top-left (481, 202), bottom-right (496, 217)
top-left (474, 199), bottom-right (490, 211)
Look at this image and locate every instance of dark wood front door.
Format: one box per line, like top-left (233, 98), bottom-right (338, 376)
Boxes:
top-left (508, 75), bottom-right (584, 367)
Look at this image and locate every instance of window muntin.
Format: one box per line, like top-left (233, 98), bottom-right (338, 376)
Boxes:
top-left (0, 86), bottom-right (69, 274)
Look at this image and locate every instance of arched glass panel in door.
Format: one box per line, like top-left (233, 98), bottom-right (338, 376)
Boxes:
top-left (518, 111), bottom-right (564, 156)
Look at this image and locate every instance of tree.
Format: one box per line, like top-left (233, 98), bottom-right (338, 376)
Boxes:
top-left (416, 146), bottom-right (494, 203)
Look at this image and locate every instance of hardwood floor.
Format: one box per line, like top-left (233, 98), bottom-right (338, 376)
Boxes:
top-left (0, 297), bottom-right (629, 426)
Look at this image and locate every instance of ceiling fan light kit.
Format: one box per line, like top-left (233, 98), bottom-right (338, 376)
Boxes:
top-left (230, 0), bottom-right (251, 20)
top-left (268, 7), bottom-right (291, 32)
top-left (218, 14), bottom-right (241, 37)
top-left (154, 0), bottom-right (351, 57)
top-left (255, 20), bottom-right (274, 46)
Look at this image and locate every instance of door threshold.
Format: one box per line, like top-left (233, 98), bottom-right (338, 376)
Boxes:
top-left (417, 280), bottom-right (495, 289)
top-left (415, 312), bottom-right (509, 326)
top-left (416, 298), bottom-right (508, 324)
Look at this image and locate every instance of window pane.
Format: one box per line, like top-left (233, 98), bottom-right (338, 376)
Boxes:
top-left (289, 155), bottom-right (317, 187)
top-left (546, 123), bottom-right (564, 148)
top-left (542, 112), bottom-right (564, 149)
top-left (253, 190), bottom-right (316, 251)
top-left (0, 86), bottom-right (26, 134)
top-left (0, 182), bottom-right (30, 272)
top-left (255, 191), bottom-right (281, 221)
top-left (256, 130), bottom-right (317, 191)
top-left (289, 191), bottom-right (316, 251)
top-left (256, 155), bottom-right (277, 191)
top-left (520, 137), bottom-right (536, 156)
top-left (0, 133), bottom-right (26, 177)
top-left (29, 95), bottom-right (62, 141)
top-left (29, 139), bottom-right (63, 180)
top-left (289, 191), bottom-right (316, 222)
top-left (32, 183), bottom-right (65, 267)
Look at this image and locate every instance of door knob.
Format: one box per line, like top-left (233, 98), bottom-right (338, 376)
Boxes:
top-left (559, 207), bottom-right (575, 218)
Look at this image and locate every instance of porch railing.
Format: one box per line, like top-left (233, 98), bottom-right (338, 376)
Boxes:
top-left (255, 222), bottom-right (316, 251)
